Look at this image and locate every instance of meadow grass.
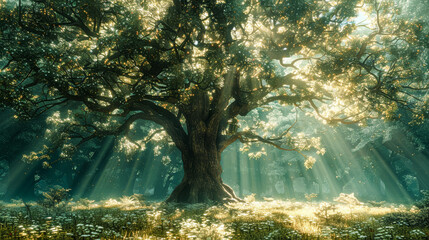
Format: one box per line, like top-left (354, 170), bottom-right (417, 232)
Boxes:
top-left (0, 195), bottom-right (428, 239)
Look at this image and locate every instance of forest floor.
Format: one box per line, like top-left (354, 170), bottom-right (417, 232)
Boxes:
top-left (1, 194), bottom-right (429, 239)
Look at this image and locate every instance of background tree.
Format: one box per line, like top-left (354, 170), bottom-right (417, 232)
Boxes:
top-left (0, 110), bottom-right (47, 200)
top-left (1, 0), bottom-right (428, 203)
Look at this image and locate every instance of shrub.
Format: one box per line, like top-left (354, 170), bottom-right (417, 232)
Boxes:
top-left (314, 202), bottom-right (344, 225)
top-left (415, 190), bottom-right (429, 209)
top-left (37, 186), bottom-right (71, 209)
top-left (382, 208), bottom-right (429, 228)
top-left (131, 193), bottom-right (145, 205)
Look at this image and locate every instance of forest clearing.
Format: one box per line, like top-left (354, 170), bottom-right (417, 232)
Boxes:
top-left (2, 0), bottom-right (429, 239)
top-left (1, 193), bottom-right (429, 239)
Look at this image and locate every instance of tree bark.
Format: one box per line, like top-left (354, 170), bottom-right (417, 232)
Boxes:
top-left (161, 83), bottom-right (243, 203)
top-left (166, 149), bottom-right (241, 203)
top-left (163, 146), bottom-right (238, 204)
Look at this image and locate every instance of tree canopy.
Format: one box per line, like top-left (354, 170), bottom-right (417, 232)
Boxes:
top-left (1, 0), bottom-right (428, 203)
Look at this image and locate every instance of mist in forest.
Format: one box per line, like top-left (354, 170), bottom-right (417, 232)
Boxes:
top-left (1, 106), bottom-right (427, 203)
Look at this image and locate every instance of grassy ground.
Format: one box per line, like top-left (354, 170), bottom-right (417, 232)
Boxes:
top-left (1, 195), bottom-right (428, 239)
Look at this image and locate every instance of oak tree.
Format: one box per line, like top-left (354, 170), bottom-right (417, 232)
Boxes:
top-left (1, 0), bottom-right (428, 203)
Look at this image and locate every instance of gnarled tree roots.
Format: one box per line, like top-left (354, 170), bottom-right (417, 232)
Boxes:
top-left (166, 177), bottom-right (242, 203)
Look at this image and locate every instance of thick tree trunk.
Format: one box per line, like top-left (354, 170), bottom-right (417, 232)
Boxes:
top-left (166, 150), bottom-right (241, 203)
top-left (164, 86), bottom-right (242, 203)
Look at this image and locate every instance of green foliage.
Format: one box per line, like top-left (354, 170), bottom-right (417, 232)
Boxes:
top-left (382, 208), bottom-right (429, 228)
top-left (1, 0), bottom-right (427, 144)
top-left (130, 193), bottom-right (145, 205)
top-left (416, 190), bottom-right (429, 209)
top-left (1, 199), bottom-right (428, 239)
top-left (37, 186), bottom-right (71, 209)
top-left (1, 0), bottom-right (429, 203)
top-left (231, 220), bottom-right (301, 239)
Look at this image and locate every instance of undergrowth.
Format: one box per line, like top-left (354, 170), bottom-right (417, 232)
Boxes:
top-left (0, 196), bottom-right (428, 239)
